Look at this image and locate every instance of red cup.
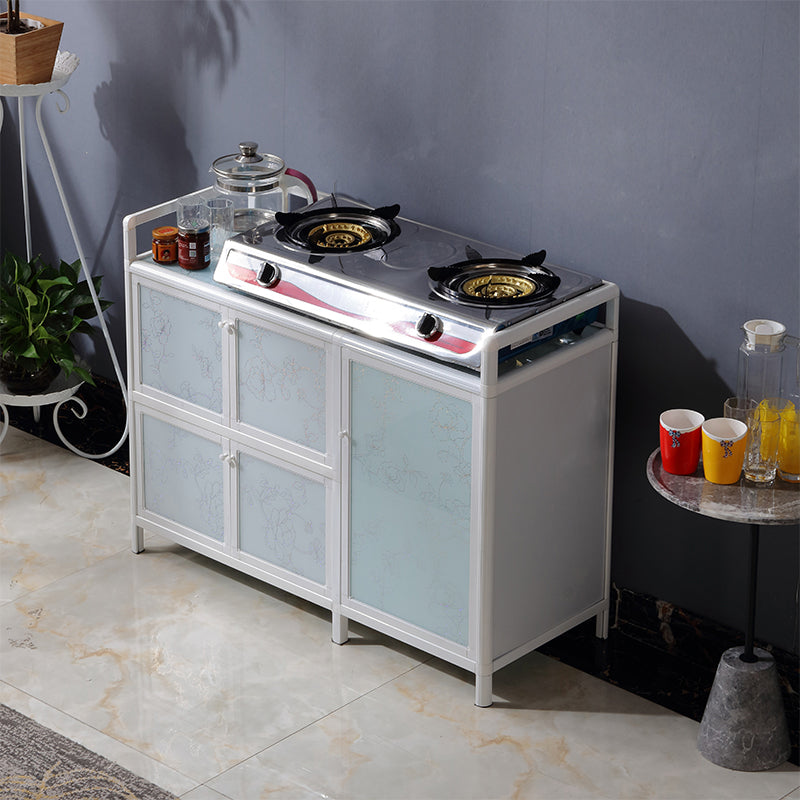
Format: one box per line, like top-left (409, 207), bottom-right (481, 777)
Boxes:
top-left (659, 409), bottom-right (704, 474)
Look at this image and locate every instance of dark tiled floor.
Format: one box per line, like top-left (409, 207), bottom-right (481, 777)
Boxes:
top-left (4, 376), bottom-right (798, 766)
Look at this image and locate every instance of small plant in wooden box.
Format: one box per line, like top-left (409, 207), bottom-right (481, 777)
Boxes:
top-left (0, 1), bottom-right (63, 85)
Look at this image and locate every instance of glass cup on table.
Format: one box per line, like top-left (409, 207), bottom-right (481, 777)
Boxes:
top-left (176, 197), bottom-right (210, 230)
top-left (743, 400), bottom-right (781, 483)
top-left (725, 397), bottom-right (780, 483)
top-left (723, 396), bottom-right (755, 425)
top-left (206, 197), bottom-right (235, 268)
top-left (777, 399), bottom-right (800, 482)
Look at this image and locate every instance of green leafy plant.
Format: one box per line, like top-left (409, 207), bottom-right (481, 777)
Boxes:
top-left (0, 251), bottom-right (111, 386)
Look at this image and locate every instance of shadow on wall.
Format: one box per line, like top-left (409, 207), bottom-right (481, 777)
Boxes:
top-left (616, 295), bottom-right (732, 453)
top-left (91, 1), bottom-right (246, 260)
top-left (612, 296), bottom-right (733, 592)
top-left (0, 115), bottom-right (56, 261)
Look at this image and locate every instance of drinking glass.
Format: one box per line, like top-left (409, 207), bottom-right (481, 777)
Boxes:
top-left (723, 396), bottom-right (755, 424)
top-left (206, 197), bottom-right (235, 267)
top-left (725, 396), bottom-right (779, 483)
top-left (743, 401), bottom-right (780, 483)
top-left (777, 401), bottom-right (800, 482)
top-left (176, 197), bottom-right (209, 230)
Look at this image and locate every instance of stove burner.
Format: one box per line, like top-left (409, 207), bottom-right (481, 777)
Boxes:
top-left (429, 250), bottom-right (560, 306)
top-left (276, 204), bottom-right (401, 254)
top-left (461, 273), bottom-right (537, 300)
top-left (307, 222), bottom-right (373, 249)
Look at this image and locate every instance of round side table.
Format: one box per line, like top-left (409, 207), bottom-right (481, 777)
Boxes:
top-left (647, 449), bottom-right (799, 771)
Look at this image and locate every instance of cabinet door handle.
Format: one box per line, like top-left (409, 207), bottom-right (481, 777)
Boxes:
top-left (218, 453), bottom-right (237, 467)
top-left (217, 320), bottom-right (236, 334)
top-left (338, 430), bottom-right (349, 441)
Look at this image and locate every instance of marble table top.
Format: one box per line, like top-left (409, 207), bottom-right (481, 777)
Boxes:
top-left (647, 449), bottom-right (800, 526)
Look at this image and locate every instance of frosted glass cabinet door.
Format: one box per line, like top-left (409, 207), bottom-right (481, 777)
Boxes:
top-left (236, 320), bottom-right (326, 453)
top-left (138, 284), bottom-right (223, 413)
top-left (348, 362), bottom-right (472, 646)
top-left (140, 413), bottom-right (224, 542)
top-left (238, 452), bottom-right (326, 586)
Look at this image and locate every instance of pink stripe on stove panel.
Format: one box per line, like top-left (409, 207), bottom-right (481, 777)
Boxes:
top-left (225, 262), bottom-right (476, 355)
top-left (388, 321), bottom-right (476, 355)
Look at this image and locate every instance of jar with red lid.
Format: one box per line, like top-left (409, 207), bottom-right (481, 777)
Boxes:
top-left (177, 224), bottom-right (211, 271)
top-left (152, 226), bottom-right (178, 264)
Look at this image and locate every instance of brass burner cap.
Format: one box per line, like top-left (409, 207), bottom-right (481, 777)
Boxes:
top-left (307, 222), bottom-right (373, 249)
top-left (461, 274), bottom-right (537, 300)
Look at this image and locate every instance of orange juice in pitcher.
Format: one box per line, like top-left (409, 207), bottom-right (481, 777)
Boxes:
top-left (778, 335), bottom-right (800, 482)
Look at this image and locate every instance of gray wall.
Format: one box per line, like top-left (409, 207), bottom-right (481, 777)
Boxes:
top-left (2, 1), bottom-right (798, 651)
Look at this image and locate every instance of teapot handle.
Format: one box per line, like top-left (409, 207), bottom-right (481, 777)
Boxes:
top-left (284, 168), bottom-right (318, 203)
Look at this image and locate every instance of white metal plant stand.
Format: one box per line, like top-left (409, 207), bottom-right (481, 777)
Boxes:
top-left (0, 53), bottom-right (128, 457)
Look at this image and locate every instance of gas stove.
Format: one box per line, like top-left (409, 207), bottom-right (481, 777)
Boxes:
top-left (213, 195), bottom-right (603, 370)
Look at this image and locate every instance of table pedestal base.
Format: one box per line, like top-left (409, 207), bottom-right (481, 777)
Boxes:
top-left (697, 646), bottom-right (790, 771)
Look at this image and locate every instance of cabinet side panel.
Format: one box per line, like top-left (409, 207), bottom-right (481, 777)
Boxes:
top-left (138, 285), bottom-right (223, 413)
top-left (141, 414), bottom-right (225, 541)
top-left (348, 363), bottom-right (472, 646)
top-left (491, 344), bottom-right (613, 658)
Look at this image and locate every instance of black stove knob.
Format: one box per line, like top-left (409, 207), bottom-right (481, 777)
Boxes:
top-left (415, 313), bottom-right (442, 340)
top-left (256, 262), bottom-right (281, 288)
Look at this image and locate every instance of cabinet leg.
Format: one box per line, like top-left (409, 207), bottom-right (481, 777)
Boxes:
top-left (595, 607), bottom-right (609, 639)
top-left (331, 610), bottom-right (349, 645)
top-left (132, 524), bottom-right (144, 554)
top-left (475, 673), bottom-right (493, 707)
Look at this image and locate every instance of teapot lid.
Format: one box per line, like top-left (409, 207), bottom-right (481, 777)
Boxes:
top-left (743, 319), bottom-right (786, 349)
top-left (211, 142), bottom-right (286, 193)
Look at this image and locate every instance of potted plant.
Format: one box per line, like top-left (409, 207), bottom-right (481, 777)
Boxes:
top-left (0, 251), bottom-right (111, 395)
top-left (0, 0), bottom-right (63, 85)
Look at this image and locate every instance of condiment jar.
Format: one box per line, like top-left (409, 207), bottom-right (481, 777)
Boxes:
top-left (152, 226), bottom-right (178, 264)
top-left (178, 223), bottom-right (211, 271)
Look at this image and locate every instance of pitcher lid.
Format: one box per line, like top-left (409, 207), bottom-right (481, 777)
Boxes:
top-left (211, 142), bottom-right (286, 193)
top-left (743, 319), bottom-right (786, 349)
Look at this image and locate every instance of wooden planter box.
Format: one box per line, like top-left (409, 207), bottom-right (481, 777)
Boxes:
top-left (0, 12), bottom-right (63, 85)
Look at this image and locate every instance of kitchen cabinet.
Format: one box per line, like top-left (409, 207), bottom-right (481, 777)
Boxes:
top-left (128, 262), bottom-right (337, 609)
top-left (125, 196), bottom-right (618, 706)
top-left (335, 332), bottom-right (615, 705)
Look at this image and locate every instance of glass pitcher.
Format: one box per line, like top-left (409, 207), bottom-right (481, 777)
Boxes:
top-left (210, 142), bottom-right (317, 231)
top-left (736, 319), bottom-right (786, 405)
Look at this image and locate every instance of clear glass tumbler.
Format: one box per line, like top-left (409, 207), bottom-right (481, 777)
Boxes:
top-left (206, 197), bottom-right (235, 267)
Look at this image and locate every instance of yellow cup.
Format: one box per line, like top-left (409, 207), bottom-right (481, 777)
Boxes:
top-left (702, 417), bottom-right (748, 484)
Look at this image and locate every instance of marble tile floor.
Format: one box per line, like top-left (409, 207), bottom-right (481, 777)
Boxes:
top-left (1, 425), bottom-right (798, 800)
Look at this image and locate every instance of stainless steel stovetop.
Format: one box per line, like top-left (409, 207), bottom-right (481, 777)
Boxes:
top-left (213, 195), bottom-right (602, 369)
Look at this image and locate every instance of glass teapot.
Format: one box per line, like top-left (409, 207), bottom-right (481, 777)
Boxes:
top-left (210, 142), bottom-right (317, 231)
